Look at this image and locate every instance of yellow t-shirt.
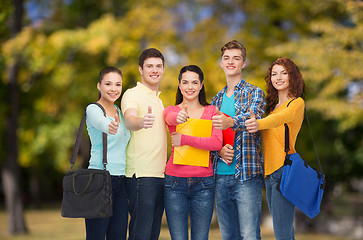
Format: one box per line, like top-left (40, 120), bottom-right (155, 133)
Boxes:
top-left (121, 82), bottom-right (167, 178)
top-left (258, 97), bottom-right (305, 176)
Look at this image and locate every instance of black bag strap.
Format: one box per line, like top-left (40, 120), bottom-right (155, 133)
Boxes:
top-left (69, 103), bottom-right (107, 170)
top-left (284, 99), bottom-right (324, 174)
top-left (283, 99), bottom-right (295, 154)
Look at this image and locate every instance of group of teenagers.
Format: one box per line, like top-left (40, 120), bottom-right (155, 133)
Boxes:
top-left (85, 40), bottom-right (306, 240)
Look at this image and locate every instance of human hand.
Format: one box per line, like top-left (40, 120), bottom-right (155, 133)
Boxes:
top-left (218, 144), bottom-right (234, 165)
top-left (142, 106), bottom-right (155, 129)
top-left (177, 103), bottom-right (189, 124)
top-left (212, 108), bottom-right (234, 130)
top-left (109, 112), bottom-right (120, 135)
top-left (245, 109), bottom-right (258, 133)
top-left (170, 132), bottom-right (182, 147)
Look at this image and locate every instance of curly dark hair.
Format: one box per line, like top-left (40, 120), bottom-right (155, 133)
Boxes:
top-left (265, 57), bottom-right (305, 114)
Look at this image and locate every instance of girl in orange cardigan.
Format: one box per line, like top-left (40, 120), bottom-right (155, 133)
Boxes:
top-left (246, 57), bottom-right (305, 240)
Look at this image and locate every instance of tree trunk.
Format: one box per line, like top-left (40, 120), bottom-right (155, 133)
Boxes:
top-left (2, 62), bottom-right (28, 234)
top-left (1, 0), bottom-right (28, 235)
top-left (30, 171), bottom-right (41, 209)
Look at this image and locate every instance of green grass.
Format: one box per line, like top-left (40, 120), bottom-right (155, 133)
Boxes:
top-left (0, 208), bottom-right (348, 240)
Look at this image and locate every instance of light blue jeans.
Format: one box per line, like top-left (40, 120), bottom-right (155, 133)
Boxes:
top-left (265, 167), bottom-right (295, 240)
top-left (215, 174), bottom-right (264, 240)
top-left (164, 175), bottom-right (215, 240)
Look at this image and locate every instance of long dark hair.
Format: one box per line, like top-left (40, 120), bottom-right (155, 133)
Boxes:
top-left (175, 65), bottom-right (210, 106)
top-left (265, 57), bottom-right (305, 114)
top-left (98, 66), bottom-right (123, 100)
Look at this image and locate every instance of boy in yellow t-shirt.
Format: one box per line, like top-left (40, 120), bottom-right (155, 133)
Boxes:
top-left (121, 48), bottom-right (167, 240)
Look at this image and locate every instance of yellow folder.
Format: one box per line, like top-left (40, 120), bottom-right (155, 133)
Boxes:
top-left (173, 118), bottom-right (213, 167)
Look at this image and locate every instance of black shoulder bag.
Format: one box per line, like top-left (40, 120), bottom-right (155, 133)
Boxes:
top-left (61, 103), bottom-right (113, 218)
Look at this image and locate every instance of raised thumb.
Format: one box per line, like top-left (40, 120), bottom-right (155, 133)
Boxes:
top-left (148, 106), bottom-right (152, 114)
top-left (216, 107), bottom-right (223, 115)
top-left (249, 109), bottom-right (256, 119)
top-left (183, 103), bottom-right (188, 113)
top-left (115, 111), bottom-right (120, 123)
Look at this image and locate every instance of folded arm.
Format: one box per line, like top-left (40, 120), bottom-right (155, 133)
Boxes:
top-left (180, 126), bottom-right (223, 151)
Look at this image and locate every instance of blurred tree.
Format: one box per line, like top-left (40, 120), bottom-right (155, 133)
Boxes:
top-left (1, 0), bottom-right (28, 235)
top-left (0, 1), bottom-right (12, 155)
top-left (0, 0), bottom-right (12, 42)
top-left (0, 1), bottom-right (362, 234)
top-left (35, 0), bottom-right (132, 31)
top-left (1, 0), bottom-right (181, 208)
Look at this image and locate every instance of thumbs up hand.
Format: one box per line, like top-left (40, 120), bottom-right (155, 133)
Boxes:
top-left (177, 103), bottom-right (189, 124)
top-left (212, 107), bottom-right (234, 130)
top-left (115, 111), bottom-right (120, 123)
top-left (109, 111), bottom-right (119, 135)
top-left (215, 107), bottom-right (222, 116)
top-left (245, 109), bottom-right (258, 133)
top-left (143, 106), bottom-right (155, 129)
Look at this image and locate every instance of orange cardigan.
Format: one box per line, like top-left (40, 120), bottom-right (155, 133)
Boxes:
top-left (258, 97), bottom-right (305, 176)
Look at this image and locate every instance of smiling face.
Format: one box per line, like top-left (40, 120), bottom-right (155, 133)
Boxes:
top-left (271, 64), bottom-right (290, 94)
top-left (97, 72), bottom-right (122, 103)
top-left (179, 71), bottom-right (203, 102)
top-left (220, 49), bottom-right (246, 77)
top-left (139, 57), bottom-right (164, 91)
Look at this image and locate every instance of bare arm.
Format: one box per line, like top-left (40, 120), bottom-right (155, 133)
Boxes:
top-left (123, 107), bottom-right (154, 131)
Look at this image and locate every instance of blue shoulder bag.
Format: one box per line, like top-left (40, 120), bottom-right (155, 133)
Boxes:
top-left (277, 100), bottom-right (325, 219)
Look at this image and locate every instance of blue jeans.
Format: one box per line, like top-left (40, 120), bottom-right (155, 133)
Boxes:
top-left (215, 174), bottom-right (264, 240)
top-left (85, 176), bottom-right (128, 240)
top-left (265, 167), bottom-right (295, 240)
top-left (164, 175), bottom-right (215, 240)
top-left (126, 175), bottom-right (164, 240)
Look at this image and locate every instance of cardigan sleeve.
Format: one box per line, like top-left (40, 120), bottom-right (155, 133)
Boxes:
top-left (86, 104), bottom-right (112, 134)
top-left (163, 106), bottom-right (179, 126)
top-left (258, 98), bottom-right (305, 130)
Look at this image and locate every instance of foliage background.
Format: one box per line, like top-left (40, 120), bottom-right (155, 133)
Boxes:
top-left (0, 0), bottom-right (362, 237)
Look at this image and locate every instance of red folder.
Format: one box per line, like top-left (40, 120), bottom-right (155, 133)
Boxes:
top-left (222, 113), bottom-right (235, 146)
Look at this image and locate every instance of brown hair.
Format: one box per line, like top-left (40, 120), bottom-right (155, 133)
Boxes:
top-left (220, 40), bottom-right (246, 62)
top-left (265, 57), bottom-right (305, 114)
top-left (138, 48), bottom-right (164, 69)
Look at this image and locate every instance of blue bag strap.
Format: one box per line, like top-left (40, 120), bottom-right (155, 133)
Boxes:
top-left (284, 99), bottom-right (324, 174)
top-left (69, 103), bottom-right (108, 170)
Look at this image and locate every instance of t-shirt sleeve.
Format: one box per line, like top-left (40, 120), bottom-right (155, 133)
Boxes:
top-left (121, 90), bottom-right (139, 115)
